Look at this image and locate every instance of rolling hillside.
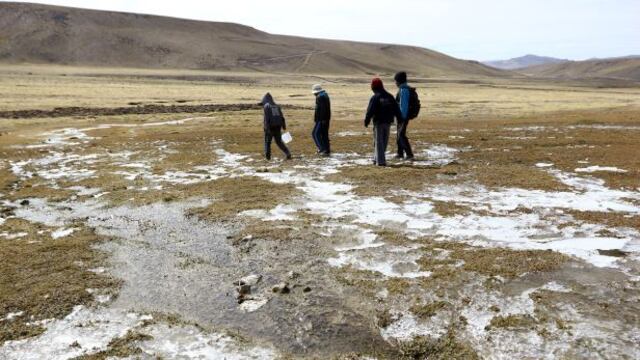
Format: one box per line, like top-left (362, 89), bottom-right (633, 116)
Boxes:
top-left (0, 2), bottom-right (505, 77)
top-left (522, 57), bottom-right (640, 81)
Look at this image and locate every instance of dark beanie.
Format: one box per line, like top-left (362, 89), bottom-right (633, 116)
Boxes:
top-left (394, 71), bottom-right (407, 84)
top-left (371, 78), bottom-right (384, 91)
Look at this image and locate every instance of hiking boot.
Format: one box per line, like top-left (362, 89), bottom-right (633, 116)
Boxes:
top-left (394, 154), bottom-right (404, 160)
top-left (321, 152), bottom-right (330, 158)
top-left (285, 154), bottom-right (293, 160)
top-left (405, 156), bottom-right (415, 161)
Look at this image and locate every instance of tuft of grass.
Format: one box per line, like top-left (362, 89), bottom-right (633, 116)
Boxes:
top-left (398, 329), bottom-right (479, 360)
top-left (386, 278), bottom-right (411, 295)
top-left (376, 308), bottom-right (394, 329)
top-left (453, 248), bottom-right (570, 278)
top-left (488, 314), bottom-right (537, 330)
top-left (409, 301), bottom-right (451, 319)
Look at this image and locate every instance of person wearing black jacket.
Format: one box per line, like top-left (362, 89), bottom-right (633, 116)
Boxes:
top-left (312, 84), bottom-right (331, 156)
top-left (364, 78), bottom-right (402, 166)
top-left (261, 93), bottom-right (292, 161)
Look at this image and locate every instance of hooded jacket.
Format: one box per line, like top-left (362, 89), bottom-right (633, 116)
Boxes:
top-left (261, 93), bottom-right (286, 130)
top-left (365, 89), bottom-right (402, 127)
top-left (314, 91), bottom-right (331, 124)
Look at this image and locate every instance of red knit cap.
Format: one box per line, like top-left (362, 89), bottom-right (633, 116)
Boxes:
top-left (371, 77), bottom-right (384, 91)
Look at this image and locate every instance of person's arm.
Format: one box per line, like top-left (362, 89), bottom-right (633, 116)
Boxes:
top-left (320, 95), bottom-right (330, 124)
top-left (364, 96), bottom-right (376, 127)
top-left (326, 95), bottom-right (331, 123)
top-left (394, 100), bottom-right (403, 124)
top-left (282, 110), bottom-right (287, 131)
top-left (314, 96), bottom-right (320, 123)
top-left (399, 87), bottom-right (410, 121)
top-left (263, 104), bottom-right (270, 130)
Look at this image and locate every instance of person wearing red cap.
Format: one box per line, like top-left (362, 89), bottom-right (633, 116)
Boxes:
top-left (364, 78), bottom-right (403, 166)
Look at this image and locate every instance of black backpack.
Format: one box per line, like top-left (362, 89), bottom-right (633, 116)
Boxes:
top-left (268, 104), bottom-right (284, 127)
top-left (407, 87), bottom-right (421, 120)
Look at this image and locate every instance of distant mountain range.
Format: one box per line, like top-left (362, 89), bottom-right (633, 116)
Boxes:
top-left (0, 2), bottom-right (504, 77)
top-left (522, 57), bottom-right (640, 82)
top-left (485, 54), bottom-right (640, 82)
top-left (483, 55), bottom-right (568, 70)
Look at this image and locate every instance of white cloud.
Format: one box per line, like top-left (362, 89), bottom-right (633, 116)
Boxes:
top-left (8, 0), bottom-right (640, 60)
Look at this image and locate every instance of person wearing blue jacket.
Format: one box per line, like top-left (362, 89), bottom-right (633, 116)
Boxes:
top-left (311, 84), bottom-right (331, 156)
top-left (394, 72), bottom-right (414, 160)
top-left (261, 93), bottom-right (291, 161)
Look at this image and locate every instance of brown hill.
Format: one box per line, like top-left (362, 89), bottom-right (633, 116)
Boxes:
top-left (522, 57), bottom-right (640, 81)
top-left (0, 2), bottom-right (505, 77)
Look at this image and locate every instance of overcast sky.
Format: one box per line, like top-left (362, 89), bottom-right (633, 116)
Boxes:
top-left (10, 0), bottom-right (640, 61)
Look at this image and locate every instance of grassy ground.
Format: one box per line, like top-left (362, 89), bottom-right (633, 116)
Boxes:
top-left (1, 65), bottom-right (639, 358)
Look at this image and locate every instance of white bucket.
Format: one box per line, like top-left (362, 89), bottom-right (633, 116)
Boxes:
top-left (282, 132), bottom-right (293, 144)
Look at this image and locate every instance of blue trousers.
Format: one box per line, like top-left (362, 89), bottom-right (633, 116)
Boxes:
top-left (312, 122), bottom-right (331, 154)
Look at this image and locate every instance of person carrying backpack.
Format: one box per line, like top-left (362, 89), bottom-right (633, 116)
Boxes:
top-left (312, 84), bottom-right (331, 157)
top-left (261, 93), bottom-right (292, 161)
top-left (394, 71), bottom-right (419, 160)
top-left (364, 78), bottom-right (402, 166)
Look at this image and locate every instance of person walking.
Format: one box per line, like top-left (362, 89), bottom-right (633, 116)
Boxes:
top-left (261, 93), bottom-right (292, 161)
top-left (312, 84), bottom-right (331, 156)
top-left (394, 71), bottom-right (415, 160)
top-left (364, 78), bottom-right (402, 166)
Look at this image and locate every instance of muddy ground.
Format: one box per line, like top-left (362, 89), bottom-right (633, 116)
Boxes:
top-left (0, 66), bottom-right (639, 359)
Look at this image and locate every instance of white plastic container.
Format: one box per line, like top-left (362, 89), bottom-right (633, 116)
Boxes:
top-left (282, 132), bottom-right (293, 144)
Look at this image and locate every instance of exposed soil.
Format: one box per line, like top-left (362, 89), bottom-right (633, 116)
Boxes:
top-left (0, 103), bottom-right (309, 120)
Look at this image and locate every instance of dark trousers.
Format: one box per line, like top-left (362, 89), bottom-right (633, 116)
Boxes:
top-left (373, 122), bottom-right (391, 166)
top-left (396, 120), bottom-right (413, 158)
top-left (264, 126), bottom-right (290, 160)
top-left (312, 121), bottom-right (331, 154)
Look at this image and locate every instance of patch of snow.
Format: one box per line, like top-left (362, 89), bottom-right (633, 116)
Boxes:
top-left (51, 228), bottom-right (76, 239)
top-left (337, 131), bottom-right (367, 137)
top-left (569, 125), bottom-right (640, 131)
top-left (67, 186), bottom-right (102, 197)
top-left (540, 281), bottom-right (571, 293)
top-left (500, 136), bottom-right (538, 140)
top-left (575, 166), bottom-right (628, 173)
top-left (328, 248), bottom-right (431, 279)
top-left (415, 144), bottom-right (460, 167)
top-left (239, 298), bottom-right (269, 313)
top-left (381, 312), bottom-right (447, 341)
top-left (536, 163), bottom-right (554, 168)
top-left (121, 162), bottom-right (151, 169)
top-left (0, 232), bottom-right (28, 240)
top-left (138, 323), bottom-right (276, 359)
top-left (1, 311), bottom-right (24, 322)
top-left (0, 306), bottom-right (151, 359)
top-left (241, 204), bottom-right (298, 222)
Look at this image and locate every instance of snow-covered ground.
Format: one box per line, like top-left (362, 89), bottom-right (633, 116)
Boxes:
top-left (2, 119), bottom-right (639, 359)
